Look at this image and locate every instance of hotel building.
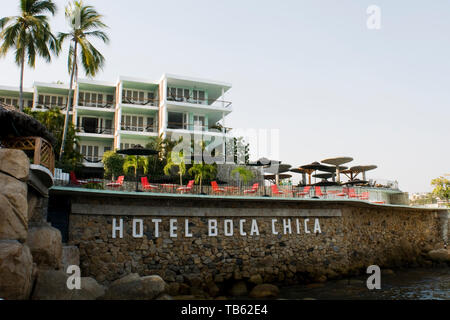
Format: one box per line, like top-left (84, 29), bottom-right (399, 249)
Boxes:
top-left (0, 74), bottom-right (232, 169)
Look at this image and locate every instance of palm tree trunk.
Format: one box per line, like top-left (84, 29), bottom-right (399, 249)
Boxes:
top-left (60, 41), bottom-right (78, 159)
top-left (180, 172), bottom-right (183, 186)
top-left (19, 53), bottom-right (25, 112)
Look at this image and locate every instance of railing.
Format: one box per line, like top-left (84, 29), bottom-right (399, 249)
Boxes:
top-left (121, 97), bottom-right (159, 107)
top-left (83, 156), bottom-right (103, 163)
top-left (77, 99), bottom-right (115, 109)
top-left (76, 126), bottom-right (114, 135)
top-left (1, 136), bottom-right (55, 174)
top-left (35, 103), bottom-right (72, 111)
top-left (167, 95), bottom-right (232, 108)
top-left (167, 122), bottom-right (220, 132)
top-left (120, 125), bottom-right (158, 133)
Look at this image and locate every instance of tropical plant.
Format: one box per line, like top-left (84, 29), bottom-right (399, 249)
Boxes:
top-left (102, 151), bottom-right (124, 180)
top-left (164, 151), bottom-right (186, 186)
top-left (123, 155), bottom-right (148, 180)
top-left (0, 0), bottom-right (58, 112)
top-left (24, 107), bottom-right (83, 169)
top-left (58, 0), bottom-right (109, 158)
top-left (188, 163), bottom-right (217, 194)
top-left (231, 166), bottom-right (254, 187)
top-left (431, 176), bottom-right (450, 207)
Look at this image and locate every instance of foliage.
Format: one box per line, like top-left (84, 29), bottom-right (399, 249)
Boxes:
top-left (225, 136), bottom-right (250, 165)
top-left (102, 151), bottom-right (124, 180)
top-left (123, 156), bottom-right (148, 180)
top-left (82, 182), bottom-right (104, 190)
top-left (231, 166), bottom-right (254, 186)
top-left (164, 150), bottom-right (186, 186)
top-left (431, 176), bottom-right (450, 206)
top-left (0, 0), bottom-right (58, 111)
top-left (188, 163), bottom-right (217, 194)
top-left (24, 107), bottom-right (83, 169)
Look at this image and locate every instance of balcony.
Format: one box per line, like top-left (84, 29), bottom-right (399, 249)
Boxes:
top-left (167, 95), bottom-right (232, 109)
top-left (77, 99), bottom-right (115, 110)
top-left (167, 122), bottom-right (229, 134)
top-left (34, 103), bottom-right (72, 112)
top-left (121, 97), bottom-right (159, 107)
top-left (76, 125), bottom-right (114, 136)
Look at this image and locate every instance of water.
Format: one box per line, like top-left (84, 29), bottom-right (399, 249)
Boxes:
top-left (279, 268), bottom-right (450, 300)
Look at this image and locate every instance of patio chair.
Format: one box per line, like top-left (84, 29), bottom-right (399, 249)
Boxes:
top-left (244, 183), bottom-right (259, 194)
top-left (211, 181), bottom-right (226, 193)
top-left (296, 186), bottom-right (311, 198)
top-left (336, 188), bottom-right (348, 198)
top-left (178, 180), bottom-right (195, 193)
top-left (70, 172), bottom-right (88, 185)
top-left (315, 186), bottom-right (327, 198)
top-left (271, 185), bottom-right (284, 196)
top-left (106, 176), bottom-right (124, 188)
top-left (141, 177), bottom-right (159, 191)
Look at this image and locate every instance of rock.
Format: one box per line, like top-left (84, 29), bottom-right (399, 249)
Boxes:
top-left (156, 294), bottom-right (173, 300)
top-left (0, 241), bottom-right (33, 300)
top-left (32, 269), bottom-right (72, 300)
top-left (27, 226), bottom-right (62, 269)
top-left (207, 282), bottom-right (220, 297)
top-left (168, 282), bottom-right (180, 296)
top-left (229, 281), bottom-right (248, 297)
top-left (0, 149), bottom-right (29, 181)
top-left (71, 278), bottom-right (105, 300)
top-left (249, 284), bottom-right (280, 299)
top-left (62, 246), bottom-right (80, 272)
top-left (249, 274), bottom-right (263, 285)
top-left (0, 174), bottom-right (28, 242)
top-left (111, 273), bottom-right (141, 286)
top-left (428, 249), bottom-right (450, 262)
top-left (103, 275), bottom-right (168, 300)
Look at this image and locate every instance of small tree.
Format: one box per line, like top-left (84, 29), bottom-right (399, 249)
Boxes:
top-left (123, 156), bottom-right (148, 180)
top-left (102, 151), bottom-right (124, 180)
top-left (231, 166), bottom-right (254, 188)
top-left (189, 163), bottom-right (217, 194)
top-left (164, 151), bottom-right (186, 185)
top-left (431, 176), bottom-right (450, 207)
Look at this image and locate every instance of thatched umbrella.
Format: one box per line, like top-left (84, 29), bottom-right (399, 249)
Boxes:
top-left (322, 157), bottom-right (354, 183)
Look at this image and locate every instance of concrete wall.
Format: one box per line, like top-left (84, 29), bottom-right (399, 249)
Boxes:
top-left (60, 189), bottom-right (449, 291)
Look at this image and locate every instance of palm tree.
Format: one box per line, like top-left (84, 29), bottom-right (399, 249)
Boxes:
top-left (123, 155), bottom-right (149, 191)
top-left (231, 166), bottom-right (254, 188)
top-left (164, 151), bottom-right (186, 186)
top-left (0, 0), bottom-right (58, 112)
top-left (189, 163), bottom-right (217, 195)
top-left (58, 0), bottom-right (109, 159)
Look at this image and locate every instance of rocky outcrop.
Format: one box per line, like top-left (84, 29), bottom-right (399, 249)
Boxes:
top-left (0, 240), bottom-right (33, 300)
top-left (103, 275), bottom-right (168, 300)
top-left (229, 281), bottom-right (248, 297)
top-left (249, 284), bottom-right (280, 299)
top-left (0, 149), bottom-right (30, 181)
top-left (428, 249), bottom-right (450, 263)
top-left (27, 226), bottom-right (62, 270)
top-left (32, 269), bottom-right (105, 300)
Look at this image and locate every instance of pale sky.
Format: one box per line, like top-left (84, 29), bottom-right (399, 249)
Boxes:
top-left (0, 0), bottom-right (449, 193)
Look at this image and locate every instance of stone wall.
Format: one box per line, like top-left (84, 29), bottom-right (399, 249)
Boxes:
top-left (64, 190), bottom-right (449, 297)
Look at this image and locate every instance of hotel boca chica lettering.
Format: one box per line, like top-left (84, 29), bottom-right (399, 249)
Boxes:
top-left (111, 218), bottom-right (323, 239)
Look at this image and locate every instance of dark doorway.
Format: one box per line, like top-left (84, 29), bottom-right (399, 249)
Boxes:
top-left (82, 117), bottom-right (98, 133)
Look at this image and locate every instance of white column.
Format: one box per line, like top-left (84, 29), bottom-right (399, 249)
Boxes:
top-left (32, 87), bottom-right (38, 109)
top-left (222, 88), bottom-right (225, 108)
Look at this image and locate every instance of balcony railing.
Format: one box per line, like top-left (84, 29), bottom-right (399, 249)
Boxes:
top-left (167, 95), bottom-right (232, 109)
top-left (167, 122), bottom-right (227, 133)
top-left (121, 97), bottom-right (159, 107)
top-left (83, 156), bottom-right (103, 164)
top-left (120, 125), bottom-right (158, 133)
top-left (76, 126), bottom-right (114, 135)
top-left (35, 103), bottom-right (72, 111)
top-left (77, 99), bottom-right (115, 109)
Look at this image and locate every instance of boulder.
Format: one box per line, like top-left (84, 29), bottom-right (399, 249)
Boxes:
top-left (103, 275), bottom-right (168, 300)
top-left (110, 273), bottom-right (140, 286)
top-left (428, 249), bottom-right (450, 262)
top-left (62, 246), bottom-right (80, 272)
top-left (229, 281), bottom-right (248, 297)
top-left (0, 174), bottom-right (28, 242)
top-left (249, 274), bottom-right (263, 285)
top-left (0, 149), bottom-right (29, 181)
top-left (27, 226), bottom-right (62, 269)
top-left (0, 241), bottom-right (33, 300)
top-left (249, 284), bottom-right (280, 299)
top-left (32, 269), bottom-right (105, 300)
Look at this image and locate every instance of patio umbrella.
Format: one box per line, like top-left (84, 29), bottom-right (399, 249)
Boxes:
top-left (265, 164), bottom-right (292, 185)
top-left (301, 162), bottom-right (332, 185)
top-left (264, 174), bottom-right (292, 183)
top-left (322, 157), bottom-right (354, 183)
top-left (313, 173), bottom-right (334, 180)
top-left (117, 145), bottom-right (159, 192)
top-left (290, 168), bottom-right (308, 185)
top-left (248, 158), bottom-right (280, 196)
top-left (349, 165), bottom-right (378, 181)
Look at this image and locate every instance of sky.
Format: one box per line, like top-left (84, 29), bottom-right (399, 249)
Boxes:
top-left (0, 0), bottom-right (449, 193)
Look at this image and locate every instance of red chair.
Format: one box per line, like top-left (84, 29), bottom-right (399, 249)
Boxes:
top-left (315, 186), bottom-right (327, 198)
top-left (297, 186), bottom-right (311, 197)
top-left (271, 185), bottom-right (284, 196)
top-left (211, 181), bottom-right (226, 193)
top-left (106, 176), bottom-right (124, 188)
top-left (244, 183), bottom-right (259, 194)
top-left (70, 172), bottom-right (88, 185)
top-left (178, 180), bottom-right (195, 193)
top-left (141, 177), bottom-right (159, 191)
top-left (337, 188), bottom-right (348, 198)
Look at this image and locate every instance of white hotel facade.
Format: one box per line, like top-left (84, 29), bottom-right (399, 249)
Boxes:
top-left (0, 74), bottom-right (232, 168)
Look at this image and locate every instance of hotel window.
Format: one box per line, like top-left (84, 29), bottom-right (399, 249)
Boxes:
top-left (193, 115), bottom-right (206, 131)
top-left (147, 117), bottom-right (155, 132)
top-left (37, 94), bottom-right (65, 108)
top-left (79, 91), bottom-right (105, 108)
top-left (168, 112), bottom-right (188, 130)
top-left (81, 145), bottom-right (99, 162)
top-left (104, 146), bottom-right (111, 153)
top-left (167, 87), bottom-right (192, 103)
top-left (193, 90), bottom-right (206, 104)
top-left (122, 89), bottom-right (153, 105)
